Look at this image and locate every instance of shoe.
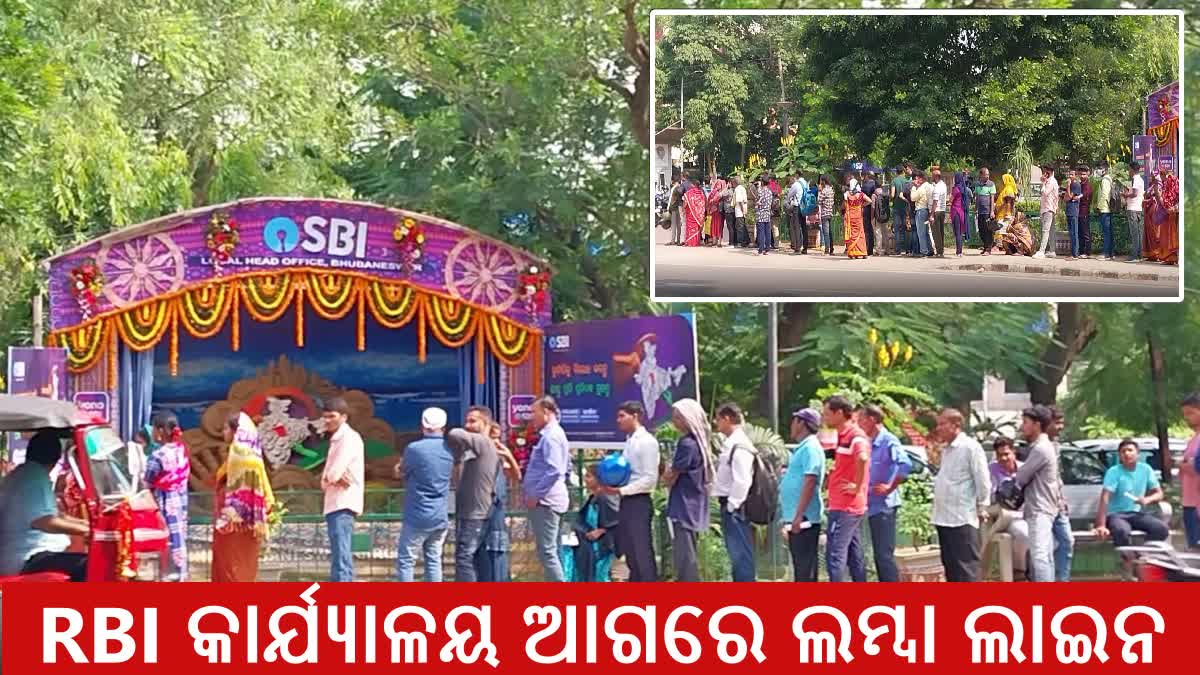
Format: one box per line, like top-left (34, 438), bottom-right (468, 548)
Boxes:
top-left (1079, 254), bottom-right (1089, 259)
top-left (1130, 258), bottom-right (1144, 263)
top-left (1102, 256), bottom-right (1113, 261)
top-left (1032, 252), bottom-right (1046, 259)
top-left (1046, 252), bottom-right (1056, 258)
top-left (957, 253), bottom-right (963, 258)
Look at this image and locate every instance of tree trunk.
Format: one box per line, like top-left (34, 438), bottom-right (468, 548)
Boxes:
top-left (1147, 328), bottom-right (1173, 484)
top-left (191, 150), bottom-right (216, 208)
top-left (754, 303), bottom-right (814, 418)
top-left (1025, 303), bottom-right (1098, 405)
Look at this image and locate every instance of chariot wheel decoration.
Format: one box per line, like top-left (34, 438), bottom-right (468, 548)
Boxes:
top-left (98, 234), bottom-right (186, 308)
top-left (443, 237), bottom-right (522, 312)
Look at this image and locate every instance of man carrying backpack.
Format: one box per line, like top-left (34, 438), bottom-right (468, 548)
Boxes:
top-left (713, 403), bottom-right (757, 582)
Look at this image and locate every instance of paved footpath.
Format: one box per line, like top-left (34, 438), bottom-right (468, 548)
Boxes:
top-left (652, 226), bottom-right (1179, 299)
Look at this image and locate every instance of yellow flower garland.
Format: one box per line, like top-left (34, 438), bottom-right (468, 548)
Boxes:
top-left (49, 269), bottom-right (542, 379)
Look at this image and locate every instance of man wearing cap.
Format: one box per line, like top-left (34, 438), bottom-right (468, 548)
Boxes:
top-left (779, 408), bottom-right (826, 582)
top-left (394, 407), bottom-right (454, 582)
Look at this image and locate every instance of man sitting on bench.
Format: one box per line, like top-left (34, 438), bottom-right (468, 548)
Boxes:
top-left (1093, 438), bottom-right (1169, 549)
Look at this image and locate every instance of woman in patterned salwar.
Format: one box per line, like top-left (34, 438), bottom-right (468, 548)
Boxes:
top-left (145, 412), bottom-right (190, 581)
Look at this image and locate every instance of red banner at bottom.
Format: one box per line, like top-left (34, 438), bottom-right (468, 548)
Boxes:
top-left (1, 582), bottom-right (1194, 672)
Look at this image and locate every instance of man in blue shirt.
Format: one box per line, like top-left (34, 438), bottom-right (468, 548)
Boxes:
top-left (1094, 438), bottom-right (1168, 548)
top-left (394, 407), bottom-right (454, 581)
top-left (858, 404), bottom-right (911, 582)
top-left (522, 395), bottom-right (572, 582)
top-left (0, 432), bottom-right (89, 580)
top-left (779, 408), bottom-right (826, 582)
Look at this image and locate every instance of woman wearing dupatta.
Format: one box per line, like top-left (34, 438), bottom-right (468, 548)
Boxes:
top-left (707, 175), bottom-right (726, 247)
top-left (681, 175), bottom-right (706, 247)
top-left (950, 172), bottom-right (969, 257)
top-left (212, 412), bottom-right (276, 582)
top-left (145, 412), bottom-right (190, 581)
top-left (989, 173), bottom-right (1018, 254)
top-left (1143, 161), bottom-right (1179, 265)
top-left (842, 188), bottom-right (869, 259)
top-left (993, 195), bottom-right (1035, 256)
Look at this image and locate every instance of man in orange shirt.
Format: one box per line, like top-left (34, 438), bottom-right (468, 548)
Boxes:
top-left (822, 395), bottom-right (871, 582)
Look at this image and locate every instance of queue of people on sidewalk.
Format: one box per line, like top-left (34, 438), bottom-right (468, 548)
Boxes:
top-left (660, 158), bottom-right (1178, 265)
top-left (317, 387), bottom-right (1200, 583)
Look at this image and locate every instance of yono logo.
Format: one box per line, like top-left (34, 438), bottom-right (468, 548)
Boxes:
top-left (547, 335), bottom-right (570, 350)
top-left (260, 215), bottom-right (370, 258)
top-left (264, 217), bottom-right (301, 253)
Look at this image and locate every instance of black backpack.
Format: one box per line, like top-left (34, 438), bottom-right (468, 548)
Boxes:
top-left (735, 444), bottom-right (779, 525)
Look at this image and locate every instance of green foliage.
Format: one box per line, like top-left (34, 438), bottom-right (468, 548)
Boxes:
top-left (711, 421), bottom-right (788, 466)
top-left (813, 370), bottom-right (933, 427)
top-left (897, 472), bottom-right (936, 549)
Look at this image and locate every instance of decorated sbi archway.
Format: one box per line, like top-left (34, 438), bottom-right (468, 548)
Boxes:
top-left (45, 198), bottom-right (550, 491)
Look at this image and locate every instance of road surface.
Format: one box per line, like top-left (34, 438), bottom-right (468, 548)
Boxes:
top-left (652, 226), bottom-right (1179, 300)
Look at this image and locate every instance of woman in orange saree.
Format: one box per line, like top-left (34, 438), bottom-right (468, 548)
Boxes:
top-left (843, 189), bottom-right (869, 259)
top-left (681, 179), bottom-right (706, 247)
top-left (707, 176), bottom-right (726, 247)
top-left (1143, 163), bottom-right (1178, 265)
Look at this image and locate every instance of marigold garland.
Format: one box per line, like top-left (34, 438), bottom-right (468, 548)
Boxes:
top-left (50, 269), bottom-right (543, 376)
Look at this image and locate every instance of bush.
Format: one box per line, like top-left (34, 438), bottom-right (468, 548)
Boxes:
top-left (898, 472), bottom-right (936, 549)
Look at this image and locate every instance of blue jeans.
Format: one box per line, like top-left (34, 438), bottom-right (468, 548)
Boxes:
top-left (1183, 507), bottom-right (1200, 548)
top-left (720, 498), bottom-right (755, 581)
top-left (756, 220), bottom-right (771, 254)
top-left (1099, 212), bottom-right (1113, 257)
top-left (530, 505), bottom-right (565, 581)
top-left (892, 208), bottom-right (906, 254)
top-left (1052, 511), bottom-right (1074, 581)
top-left (326, 509), bottom-right (355, 582)
top-left (1026, 511), bottom-right (1055, 582)
top-left (868, 507), bottom-right (900, 582)
top-left (820, 216), bottom-right (832, 252)
top-left (915, 208), bottom-right (932, 256)
top-left (826, 510), bottom-right (865, 582)
top-left (396, 523), bottom-right (448, 582)
top-left (1066, 212), bottom-right (1079, 256)
top-left (455, 518), bottom-right (487, 582)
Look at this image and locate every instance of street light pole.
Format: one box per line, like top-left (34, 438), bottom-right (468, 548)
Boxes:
top-left (768, 303), bottom-right (779, 434)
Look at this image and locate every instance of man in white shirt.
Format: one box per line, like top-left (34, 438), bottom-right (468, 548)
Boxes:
top-left (1124, 161), bottom-right (1145, 262)
top-left (321, 396), bottom-right (365, 582)
top-left (931, 408), bottom-right (990, 582)
top-left (930, 167), bottom-right (949, 257)
top-left (606, 401), bottom-right (660, 581)
top-left (713, 402), bottom-right (756, 582)
top-left (733, 177), bottom-right (750, 248)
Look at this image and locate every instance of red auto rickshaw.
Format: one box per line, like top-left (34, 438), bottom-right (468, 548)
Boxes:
top-left (0, 395), bottom-right (169, 583)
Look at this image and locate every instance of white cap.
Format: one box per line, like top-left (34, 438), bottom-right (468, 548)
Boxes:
top-left (421, 407), bottom-right (447, 430)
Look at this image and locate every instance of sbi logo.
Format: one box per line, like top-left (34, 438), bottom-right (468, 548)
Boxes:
top-left (547, 335), bottom-right (570, 350)
top-left (262, 215), bottom-right (368, 257)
